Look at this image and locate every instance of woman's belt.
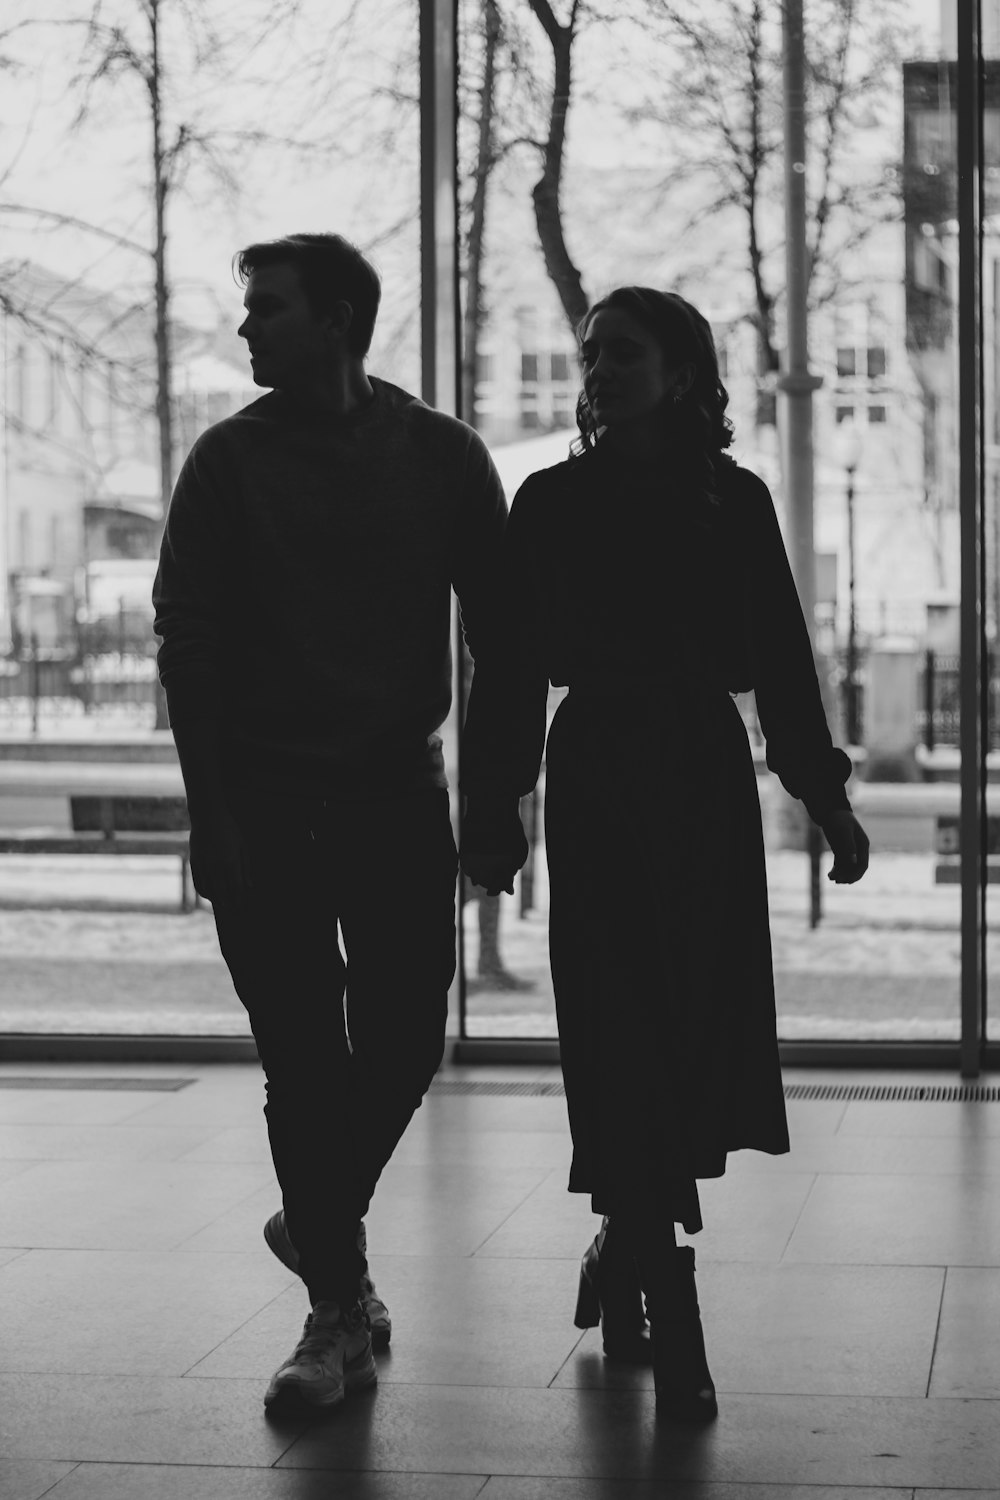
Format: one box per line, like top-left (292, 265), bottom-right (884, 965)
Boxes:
top-left (567, 670), bottom-right (731, 699)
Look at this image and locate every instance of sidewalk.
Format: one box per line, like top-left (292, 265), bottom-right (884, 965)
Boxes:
top-left (0, 845), bottom-right (994, 1040)
top-left (0, 722), bottom-right (995, 1039)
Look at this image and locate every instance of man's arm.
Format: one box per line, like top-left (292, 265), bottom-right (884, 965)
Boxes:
top-left (454, 447), bottom-right (548, 886)
top-left (153, 439), bottom-right (249, 903)
top-left (170, 717), bottom-right (253, 904)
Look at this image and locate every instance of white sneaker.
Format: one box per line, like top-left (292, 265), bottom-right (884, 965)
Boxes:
top-left (358, 1219), bottom-right (392, 1349)
top-left (264, 1300), bottom-right (376, 1411)
top-left (264, 1210), bottom-right (392, 1349)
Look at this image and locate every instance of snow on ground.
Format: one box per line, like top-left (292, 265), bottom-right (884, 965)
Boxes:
top-left (0, 848), bottom-right (994, 1039)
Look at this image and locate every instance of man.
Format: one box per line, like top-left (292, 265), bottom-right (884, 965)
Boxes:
top-left (153, 232), bottom-right (523, 1413)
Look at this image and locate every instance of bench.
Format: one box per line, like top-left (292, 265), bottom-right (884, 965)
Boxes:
top-left (934, 813), bottom-right (1000, 884)
top-left (0, 762), bottom-right (197, 912)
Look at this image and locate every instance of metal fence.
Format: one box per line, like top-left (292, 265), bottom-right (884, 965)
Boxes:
top-left (3, 644), bottom-right (1000, 750)
top-left (836, 649), bottom-right (999, 752)
top-left (917, 651), bottom-right (1000, 751)
top-left (0, 648), bottom-right (160, 731)
top-left (744, 648), bottom-right (1000, 754)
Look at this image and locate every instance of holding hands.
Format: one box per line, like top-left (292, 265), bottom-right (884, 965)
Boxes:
top-left (461, 852), bottom-right (523, 898)
top-left (460, 798), bottom-right (530, 898)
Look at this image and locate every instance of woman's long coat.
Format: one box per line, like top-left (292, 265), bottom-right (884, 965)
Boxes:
top-left (461, 442), bottom-right (852, 1228)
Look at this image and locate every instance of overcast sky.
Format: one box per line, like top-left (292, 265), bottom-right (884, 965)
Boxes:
top-left (1, 0), bottom-right (942, 384)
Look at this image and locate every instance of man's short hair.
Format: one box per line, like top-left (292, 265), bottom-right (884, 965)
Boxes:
top-left (234, 233), bottom-right (382, 355)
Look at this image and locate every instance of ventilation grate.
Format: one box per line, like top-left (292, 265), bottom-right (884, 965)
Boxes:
top-left (428, 1080), bottom-right (1000, 1102)
top-left (0, 1077), bottom-right (194, 1092)
top-left (783, 1082), bottom-right (1000, 1103)
top-left (0, 1078), bottom-right (995, 1102)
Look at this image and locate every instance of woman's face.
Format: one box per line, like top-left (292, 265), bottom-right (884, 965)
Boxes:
top-left (580, 306), bottom-right (691, 430)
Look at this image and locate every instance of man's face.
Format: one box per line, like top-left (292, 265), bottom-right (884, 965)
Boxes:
top-left (237, 262), bottom-right (333, 390)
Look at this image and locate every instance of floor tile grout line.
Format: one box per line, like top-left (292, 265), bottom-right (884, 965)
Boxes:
top-left (34, 1459), bottom-right (85, 1498)
top-left (547, 1325), bottom-right (589, 1390)
top-left (5, 1373), bottom-right (999, 1406)
top-left (165, 1161), bottom-right (283, 1252)
top-left (777, 1171), bottom-right (820, 1264)
top-left (179, 1277), bottom-right (303, 1380)
top-left (924, 1263), bottom-right (949, 1400)
top-left (467, 1164), bottom-right (567, 1258)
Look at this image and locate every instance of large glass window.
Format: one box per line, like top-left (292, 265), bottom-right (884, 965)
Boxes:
top-left (0, 0), bottom-right (992, 1057)
top-left (0, 0), bottom-right (421, 1037)
top-left (456, 0), bottom-right (995, 1053)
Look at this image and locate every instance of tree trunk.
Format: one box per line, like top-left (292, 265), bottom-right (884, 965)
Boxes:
top-left (150, 0), bottom-right (172, 731)
top-left (461, 0), bottom-right (501, 429)
top-left (150, 0), bottom-right (173, 514)
top-left (527, 0), bottom-right (589, 332)
top-left (755, 305), bottom-right (779, 427)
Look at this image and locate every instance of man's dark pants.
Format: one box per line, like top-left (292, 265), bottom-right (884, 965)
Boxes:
top-left (212, 787), bottom-right (458, 1307)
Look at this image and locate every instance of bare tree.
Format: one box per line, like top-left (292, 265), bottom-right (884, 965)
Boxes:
top-left (523, 0), bottom-right (589, 331)
top-left (460, 0), bottom-right (503, 426)
top-left (627, 0), bottom-right (909, 426)
top-left (67, 0), bottom-right (234, 517)
top-left (1, 0), bottom-right (332, 715)
top-left (0, 209), bottom-right (154, 398)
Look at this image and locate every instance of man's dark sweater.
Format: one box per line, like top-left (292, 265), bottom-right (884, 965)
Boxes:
top-left (153, 378), bottom-right (507, 800)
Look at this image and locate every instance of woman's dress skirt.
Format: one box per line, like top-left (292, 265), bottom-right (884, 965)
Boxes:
top-left (543, 681), bottom-right (790, 1233)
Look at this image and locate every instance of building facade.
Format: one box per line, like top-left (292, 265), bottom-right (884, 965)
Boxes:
top-left (0, 263), bottom-right (254, 654)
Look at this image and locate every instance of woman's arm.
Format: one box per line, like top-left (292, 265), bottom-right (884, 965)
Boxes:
top-left (742, 471), bottom-right (854, 827)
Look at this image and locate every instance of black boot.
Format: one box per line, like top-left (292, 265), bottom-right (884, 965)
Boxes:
top-left (574, 1216), bottom-right (651, 1363)
top-left (641, 1244), bottom-right (717, 1423)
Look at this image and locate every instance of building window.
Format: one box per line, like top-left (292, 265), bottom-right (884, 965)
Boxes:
top-left (520, 352), bottom-right (539, 384)
top-left (868, 405), bottom-right (888, 424)
top-left (836, 347), bottom-right (856, 378)
top-left (77, 357), bottom-right (90, 426)
top-left (717, 346), bottom-right (728, 380)
top-left (18, 510), bottom-right (31, 570)
top-left (520, 409), bottom-right (541, 430)
top-left (476, 352), bottom-right (494, 383)
top-left (13, 344), bottom-right (27, 425)
top-left (47, 351), bottom-right (60, 425)
top-left (867, 345), bottom-right (887, 379)
top-left (835, 404), bottom-right (855, 424)
top-left (550, 351), bottom-right (571, 382)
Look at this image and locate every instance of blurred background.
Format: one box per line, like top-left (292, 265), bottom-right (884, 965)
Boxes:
top-left (0, 0), bottom-right (995, 1051)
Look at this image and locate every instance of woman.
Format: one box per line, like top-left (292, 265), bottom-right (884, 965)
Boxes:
top-left (460, 287), bottom-right (869, 1423)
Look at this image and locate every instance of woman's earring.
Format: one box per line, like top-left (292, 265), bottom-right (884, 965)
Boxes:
top-left (671, 389), bottom-right (684, 405)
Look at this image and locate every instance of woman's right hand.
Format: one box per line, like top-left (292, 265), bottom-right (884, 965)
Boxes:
top-left (823, 810), bottom-right (870, 884)
top-left (189, 806), bottom-right (253, 906)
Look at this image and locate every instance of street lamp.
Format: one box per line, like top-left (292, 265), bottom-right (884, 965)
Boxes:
top-left (835, 418), bottom-right (865, 746)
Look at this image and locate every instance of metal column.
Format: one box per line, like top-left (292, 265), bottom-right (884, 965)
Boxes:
top-left (957, 0), bottom-right (986, 1077)
top-left (420, 0), bottom-right (460, 417)
top-left (420, 0), bottom-right (465, 1045)
top-left (778, 0), bottom-right (825, 927)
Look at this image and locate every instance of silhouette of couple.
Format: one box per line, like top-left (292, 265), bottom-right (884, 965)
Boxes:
top-left (153, 232), bottom-right (868, 1422)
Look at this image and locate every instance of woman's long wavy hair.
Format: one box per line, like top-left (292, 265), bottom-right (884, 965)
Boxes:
top-left (571, 287), bottom-right (735, 520)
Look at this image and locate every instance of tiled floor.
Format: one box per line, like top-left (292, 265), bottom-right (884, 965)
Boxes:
top-left (0, 1060), bottom-right (997, 1499)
